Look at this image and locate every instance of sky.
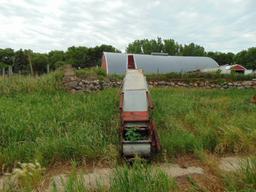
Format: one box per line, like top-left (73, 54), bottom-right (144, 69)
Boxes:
top-left (0, 0), bottom-right (255, 53)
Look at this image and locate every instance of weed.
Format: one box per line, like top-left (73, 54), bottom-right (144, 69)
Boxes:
top-left (49, 160), bottom-right (175, 192)
top-left (125, 128), bottom-right (142, 141)
top-left (224, 156), bottom-right (256, 191)
top-left (187, 175), bottom-right (206, 192)
top-left (110, 160), bottom-right (176, 192)
top-left (76, 67), bottom-right (106, 80)
top-left (2, 161), bottom-right (45, 192)
top-left (0, 71), bottom-right (63, 95)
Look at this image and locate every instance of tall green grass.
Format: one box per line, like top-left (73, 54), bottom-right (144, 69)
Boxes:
top-left (0, 71), bottom-right (63, 95)
top-left (0, 89), bottom-right (119, 168)
top-left (152, 88), bottom-right (256, 156)
top-left (75, 67), bottom-right (106, 80)
top-left (53, 160), bottom-right (175, 192)
top-left (0, 73), bottom-right (255, 168)
top-left (224, 156), bottom-right (256, 191)
top-left (76, 67), bottom-right (124, 81)
top-left (110, 161), bottom-right (175, 192)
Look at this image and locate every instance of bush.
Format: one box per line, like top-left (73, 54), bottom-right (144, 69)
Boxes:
top-left (75, 67), bottom-right (106, 80)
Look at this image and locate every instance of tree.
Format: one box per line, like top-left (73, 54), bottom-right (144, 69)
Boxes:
top-left (127, 40), bottom-right (143, 53)
top-left (235, 47), bottom-right (256, 69)
top-left (145, 37), bottom-right (163, 53)
top-left (86, 44), bottom-right (120, 67)
top-left (245, 47), bottom-right (256, 70)
top-left (207, 52), bottom-right (234, 65)
top-left (65, 46), bottom-right (88, 68)
top-left (182, 43), bottom-right (205, 56)
top-left (13, 49), bottom-right (29, 73)
top-left (65, 45), bottom-right (120, 68)
top-left (226, 52), bottom-right (235, 64)
top-left (31, 53), bottom-right (48, 74)
top-left (0, 48), bottom-right (14, 66)
top-left (127, 38), bottom-right (164, 54)
top-left (48, 50), bottom-right (65, 69)
top-left (163, 39), bottom-right (181, 55)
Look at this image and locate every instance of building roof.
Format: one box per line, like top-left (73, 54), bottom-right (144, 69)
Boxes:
top-left (231, 64), bottom-right (247, 71)
top-left (102, 52), bottom-right (219, 74)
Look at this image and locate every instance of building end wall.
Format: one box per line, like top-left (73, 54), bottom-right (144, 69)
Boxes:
top-left (101, 54), bottom-right (108, 74)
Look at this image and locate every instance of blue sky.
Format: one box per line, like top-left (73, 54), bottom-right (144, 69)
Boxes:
top-left (0, 0), bottom-right (255, 53)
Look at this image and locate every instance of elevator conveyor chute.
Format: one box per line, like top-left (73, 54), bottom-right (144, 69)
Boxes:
top-left (119, 69), bottom-right (160, 157)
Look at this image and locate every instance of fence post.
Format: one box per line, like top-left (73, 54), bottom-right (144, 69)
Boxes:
top-left (47, 64), bottom-right (50, 73)
top-left (2, 68), bottom-right (5, 77)
top-left (8, 66), bottom-right (13, 76)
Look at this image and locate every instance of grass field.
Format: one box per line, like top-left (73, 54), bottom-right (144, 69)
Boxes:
top-left (0, 73), bottom-right (256, 191)
top-left (0, 89), bottom-right (119, 167)
top-left (153, 88), bottom-right (256, 156)
top-left (1, 73), bottom-right (256, 168)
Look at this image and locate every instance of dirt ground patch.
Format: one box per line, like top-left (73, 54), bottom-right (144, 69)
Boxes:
top-left (0, 156), bottom-right (247, 192)
top-left (176, 173), bottom-right (224, 192)
top-left (45, 163), bottom-right (204, 191)
top-left (218, 156), bottom-right (245, 172)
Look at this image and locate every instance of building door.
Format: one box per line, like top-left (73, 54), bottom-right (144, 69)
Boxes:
top-left (127, 55), bottom-right (136, 69)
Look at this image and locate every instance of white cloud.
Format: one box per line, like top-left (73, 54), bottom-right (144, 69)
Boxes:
top-left (0, 0), bottom-right (255, 53)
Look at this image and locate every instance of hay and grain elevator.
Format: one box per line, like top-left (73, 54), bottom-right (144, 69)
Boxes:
top-left (119, 69), bottom-right (160, 157)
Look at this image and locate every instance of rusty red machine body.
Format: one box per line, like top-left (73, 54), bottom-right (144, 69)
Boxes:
top-left (119, 69), bottom-right (160, 157)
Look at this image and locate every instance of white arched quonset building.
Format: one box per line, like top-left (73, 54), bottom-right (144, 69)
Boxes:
top-left (101, 52), bottom-right (219, 75)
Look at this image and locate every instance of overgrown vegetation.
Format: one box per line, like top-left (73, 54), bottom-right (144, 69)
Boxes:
top-left (0, 71), bottom-right (63, 95)
top-left (152, 88), bottom-right (256, 156)
top-left (146, 71), bottom-right (256, 82)
top-left (75, 67), bottom-right (256, 82)
top-left (0, 71), bottom-right (256, 192)
top-left (51, 160), bottom-right (175, 192)
top-left (0, 73), bottom-right (255, 170)
top-left (2, 161), bottom-right (45, 192)
top-left (75, 67), bottom-right (123, 81)
top-left (110, 160), bottom-right (175, 192)
top-left (0, 74), bottom-right (119, 169)
top-left (224, 156), bottom-right (256, 191)
top-left (75, 67), bottom-right (107, 80)
top-left (124, 128), bottom-right (143, 141)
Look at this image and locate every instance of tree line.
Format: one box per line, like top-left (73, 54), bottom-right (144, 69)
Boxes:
top-left (0, 37), bottom-right (255, 75)
top-left (0, 44), bottom-right (119, 75)
top-left (127, 37), bottom-right (256, 70)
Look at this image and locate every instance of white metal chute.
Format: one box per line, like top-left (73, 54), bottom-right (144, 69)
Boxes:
top-left (120, 69), bottom-right (160, 158)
